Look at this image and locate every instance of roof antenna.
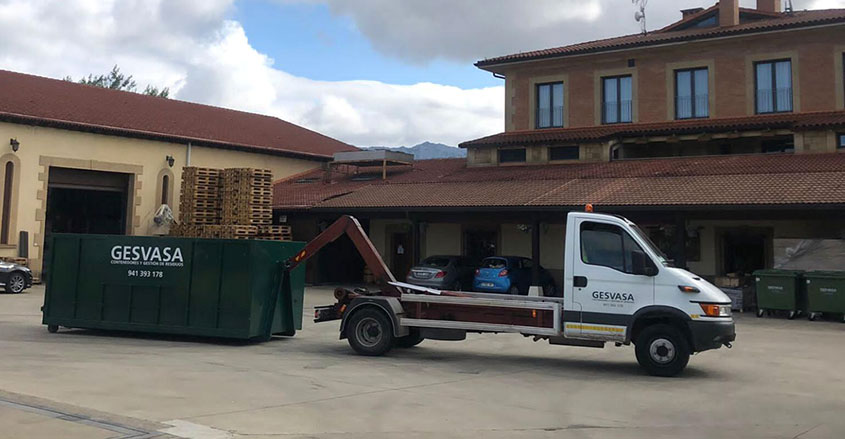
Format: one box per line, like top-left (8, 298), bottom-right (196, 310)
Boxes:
top-left (785, 0), bottom-right (793, 13)
top-left (632, 0), bottom-right (648, 35)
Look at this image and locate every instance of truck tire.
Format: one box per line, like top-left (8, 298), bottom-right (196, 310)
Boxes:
top-left (395, 328), bottom-right (424, 348)
top-left (346, 308), bottom-right (394, 356)
top-left (634, 324), bottom-right (690, 377)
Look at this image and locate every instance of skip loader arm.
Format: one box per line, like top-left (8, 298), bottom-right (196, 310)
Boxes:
top-left (284, 215), bottom-right (402, 297)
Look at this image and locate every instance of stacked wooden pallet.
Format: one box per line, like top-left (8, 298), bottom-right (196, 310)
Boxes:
top-left (221, 168), bottom-right (273, 227)
top-left (179, 167), bottom-right (221, 225)
top-left (172, 167), bottom-right (292, 242)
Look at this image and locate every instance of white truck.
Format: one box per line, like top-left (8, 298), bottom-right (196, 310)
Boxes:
top-left (293, 210), bottom-right (735, 377)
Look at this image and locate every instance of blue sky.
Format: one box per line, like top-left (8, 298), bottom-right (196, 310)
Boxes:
top-left (233, 0), bottom-right (501, 89)
top-left (2, 0), bottom-right (841, 147)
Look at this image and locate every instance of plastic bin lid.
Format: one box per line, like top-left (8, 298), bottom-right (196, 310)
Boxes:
top-left (753, 269), bottom-right (805, 277)
top-left (804, 270), bottom-right (845, 279)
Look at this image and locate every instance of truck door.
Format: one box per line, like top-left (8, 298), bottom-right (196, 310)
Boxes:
top-left (567, 219), bottom-right (654, 341)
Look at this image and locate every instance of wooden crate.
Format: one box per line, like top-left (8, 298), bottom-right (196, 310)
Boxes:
top-left (0, 256), bottom-right (28, 266)
top-left (182, 167), bottom-right (221, 178)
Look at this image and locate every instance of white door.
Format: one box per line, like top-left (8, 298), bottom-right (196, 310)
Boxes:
top-left (567, 219), bottom-right (655, 341)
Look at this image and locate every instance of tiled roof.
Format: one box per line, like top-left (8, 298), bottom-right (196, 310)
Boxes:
top-left (0, 69), bottom-right (356, 160)
top-left (273, 153), bottom-right (845, 211)
top-left (459, 111), bottom-right (845, 148)
top-left (476, 7), bottom-right (845, 68)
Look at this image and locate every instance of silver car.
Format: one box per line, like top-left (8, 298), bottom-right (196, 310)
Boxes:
top-left (405, 255), bottom-right (479, 291)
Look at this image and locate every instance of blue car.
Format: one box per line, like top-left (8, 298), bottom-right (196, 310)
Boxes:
top-left (473, 256), bottom-right (556, 296)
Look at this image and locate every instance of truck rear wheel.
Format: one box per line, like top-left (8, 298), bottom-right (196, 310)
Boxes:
top-left (395, 328), bottom-right (424, 348)
top-left (634, 324), bottom-right (690, 377)
top-left (346, 308), bottom-right (394, 356)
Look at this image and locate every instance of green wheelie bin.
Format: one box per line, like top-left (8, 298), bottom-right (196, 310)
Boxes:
top-left (753, 269), bottom-right (805, 319)
top-left (804, 271), bottom-right (845, 323)
top-left (42, 234), bottom-right (305, 340)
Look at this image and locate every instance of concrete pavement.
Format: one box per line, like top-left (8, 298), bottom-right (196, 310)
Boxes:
top-left (0, 285), bottom-right (843, 438)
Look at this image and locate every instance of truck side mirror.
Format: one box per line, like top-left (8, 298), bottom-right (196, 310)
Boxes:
top-left (631, 251), bottom-right (658, 277)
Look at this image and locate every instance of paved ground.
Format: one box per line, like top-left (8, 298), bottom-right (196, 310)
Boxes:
top-left (0, 285), bottom-right (843, 438)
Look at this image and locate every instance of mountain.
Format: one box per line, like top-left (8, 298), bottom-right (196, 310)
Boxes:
top-left (367, 142), bottom-right (466, 160)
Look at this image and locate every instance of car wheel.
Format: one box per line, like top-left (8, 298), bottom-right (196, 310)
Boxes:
top-left (634, 324), bottom-right (690, 377)
top-left (395, 328), bottom-right (424, 348)
top-left (507, 285), bottom-right (519, 295)
top-left (452, 282), bottom-right (462, 291)
top-left (47, 324), bottom-right (59, 333)
top-left (756, 308), bottom-right (765, 318)
top-left (346, 308), bottom-right (394, 356)
top-left (5, 272), bottom-right (26, 294)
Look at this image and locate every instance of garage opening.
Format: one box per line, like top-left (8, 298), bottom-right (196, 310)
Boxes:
top-left (42, 167), bottom-right (131, 277)
top-left (45, 167), bottom-right (131, 236)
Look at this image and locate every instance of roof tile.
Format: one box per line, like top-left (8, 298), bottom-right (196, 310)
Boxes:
top-left (0, 69), bottom-right (356, 159)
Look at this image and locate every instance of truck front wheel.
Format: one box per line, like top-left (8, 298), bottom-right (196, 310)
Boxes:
top-left (634, 324), bottom-right (690, 377)
top-left (346, 308), bottom-right (394, 356)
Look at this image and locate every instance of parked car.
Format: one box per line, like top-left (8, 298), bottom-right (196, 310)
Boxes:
top-left (406, 255), bottom-right (479, 291)
top-left (473, 256), bottom-right (556, 296)
top-left (0, 262), bottom-right (32, 294)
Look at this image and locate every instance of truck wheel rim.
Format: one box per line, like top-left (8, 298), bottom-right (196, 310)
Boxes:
top-left (356, 317), bottom-right (382, 347)
top-left (649, 338), bottom-right (675, 364)
top-left (10, 274), bottom-right (24, 292)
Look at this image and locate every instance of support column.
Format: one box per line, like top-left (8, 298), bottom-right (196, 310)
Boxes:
top-left (411, 217), bottom-right (421, 266)
top-left (531, 218), bottom-right (541, 296)
top-left (674, 216), bottom-right (687, 269)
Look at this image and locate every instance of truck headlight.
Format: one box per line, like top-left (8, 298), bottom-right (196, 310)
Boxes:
top-left (699, 303), bottom-right (732, 317)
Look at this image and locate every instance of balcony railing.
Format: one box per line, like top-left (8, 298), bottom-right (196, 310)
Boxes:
top-left (675, 94), bottom-right (709, 119)
top-left (602, 100), bottom-right (633, 124)
top-left (756, 87), bottom-right (793, 113)
top-left (536, 106), bottom-right (564, 128)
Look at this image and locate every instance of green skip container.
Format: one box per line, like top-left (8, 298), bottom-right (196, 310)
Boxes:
top-left (42, 234), bottom-right (304, 340)
top-left (804, 271), bottom-right (845, 322)
top-left (753, 269), bottom-right (805, 319)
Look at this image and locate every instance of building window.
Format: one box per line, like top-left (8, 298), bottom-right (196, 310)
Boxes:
top-left (755, 60), bottom-right (792, 114)
top-left (549, 146), bottom-right (579, 161)
top-left (160, 174), bottom-right (170, 205)
top-left (838, 133), bottom-right (845, 150)
top-left (675, 68), bottom-right (709, 119)
top-left (1, 161), bottom-right (13, 244)
top-left (536, 82), bottom-right (563, 129)
top-left (602, 75), bottom-right (633, 124)
top-left (498, 148), bottom-right (526, 163)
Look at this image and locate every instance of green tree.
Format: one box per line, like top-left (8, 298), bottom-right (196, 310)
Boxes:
top-left (65, 65), bottom-right (169, 98)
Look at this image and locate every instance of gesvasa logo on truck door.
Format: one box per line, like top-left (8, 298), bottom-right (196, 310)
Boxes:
top-left (110, 245), bottom-right (184, 267)
top-left (592, 291), bottom-right (635, 302)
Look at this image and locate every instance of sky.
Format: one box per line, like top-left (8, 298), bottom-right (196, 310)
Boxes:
top-left (0, 0), bottom-right (842, 147)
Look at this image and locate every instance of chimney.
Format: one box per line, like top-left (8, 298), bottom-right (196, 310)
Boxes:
top-left (681, 7), bottom-right (704, 18)
top-left (719, 0), bottom-right (740, 27)
top-left (757, 0), bottom-right (782, 13)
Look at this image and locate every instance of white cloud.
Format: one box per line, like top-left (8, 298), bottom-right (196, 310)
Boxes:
top-left (0, 0), bottom-right (503, 147)
top-left (0, 0), bottom-right (841, 147)
top-left (284, 0), bottom-right (841, 63)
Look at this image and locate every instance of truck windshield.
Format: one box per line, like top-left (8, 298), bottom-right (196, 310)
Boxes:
top-left (630, 225), bottom-right (671, 267)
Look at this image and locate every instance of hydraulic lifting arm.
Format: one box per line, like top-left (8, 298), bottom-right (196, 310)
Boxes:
top-left (284, 215), bottom-right (402, 297)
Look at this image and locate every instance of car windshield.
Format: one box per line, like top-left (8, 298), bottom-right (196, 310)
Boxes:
top-left (480, 258), bottom-right (507, 269)
top-left (419, 257), bottom-right (452, 268)
top-left (630, 225), bottom-right (671, 266)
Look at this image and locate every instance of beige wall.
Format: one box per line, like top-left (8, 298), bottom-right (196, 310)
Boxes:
top-left (686, 219), bottom-right (845, 277)
top-left (424, 223), bottom-right (461, 257)
top-left (0, 121), bottom-right (325, 276)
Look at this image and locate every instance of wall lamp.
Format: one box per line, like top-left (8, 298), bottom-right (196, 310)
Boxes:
top-left (10, 138), bottom-right (19, 152)
top-left (165, 155), bottom-right (175, 167)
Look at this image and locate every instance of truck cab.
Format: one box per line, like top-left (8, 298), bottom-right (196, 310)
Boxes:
top-left (561, 212), bottom-right (735, 375)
